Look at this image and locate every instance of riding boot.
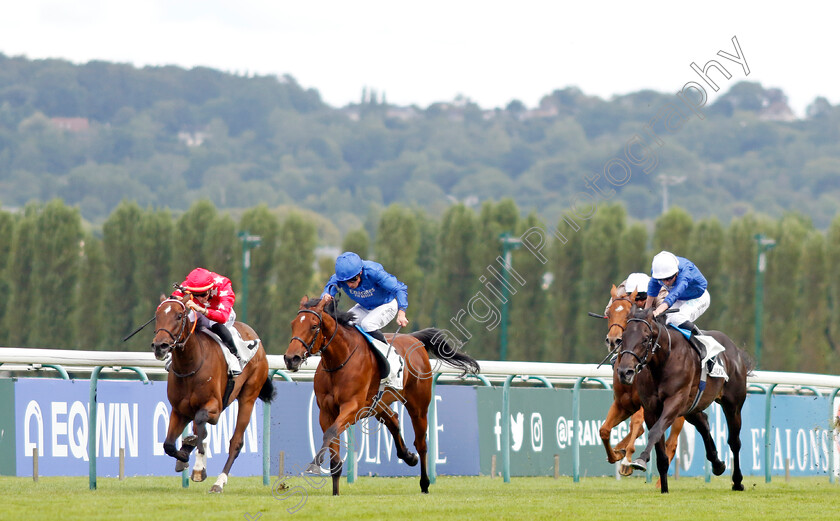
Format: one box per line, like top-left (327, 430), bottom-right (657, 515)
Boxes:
top-left (210, 323), bottom-right (243, 370)
top-left (679, 320), bottom-right (706, 360)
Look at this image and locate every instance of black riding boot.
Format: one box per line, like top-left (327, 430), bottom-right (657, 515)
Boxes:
top-left (368, 329), bottom-right (387, 344)
top-left (679, 320), bottom-right (706, 360)
top-left (210, 322), bottom-right (241, 360)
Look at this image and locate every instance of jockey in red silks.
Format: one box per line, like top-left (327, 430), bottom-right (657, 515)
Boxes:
top-left (172, 267), bottom-right (249, 372)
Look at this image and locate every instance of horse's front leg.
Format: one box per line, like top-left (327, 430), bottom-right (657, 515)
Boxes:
top-left (190, 409), bottom-right (212, 483)
top-left (306, 401), bottom-right (363, 496)
top-left (163, 410), bottom-right (192, 466)
top-left (630, 395), bottom-right (684, 472)
top-left (654, 437), bottom-right (670, 494)
top-left (617, 409), bottom-right (646, 476)
top-left (599, 401), bottom-right (636, 464)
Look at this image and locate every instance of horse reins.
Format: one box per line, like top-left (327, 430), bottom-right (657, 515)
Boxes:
top-left (291, 305), bottom-right (358, 373)
top-left (155, 298), bottom-right (203, 378)
top-left (620, 316), bottom-right (670, 374)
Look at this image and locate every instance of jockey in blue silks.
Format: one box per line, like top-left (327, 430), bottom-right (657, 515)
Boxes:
top-left (645, 251), bottom-right (710, 359)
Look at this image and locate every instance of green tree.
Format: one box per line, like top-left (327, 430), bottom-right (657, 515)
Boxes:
top-left (0, 209), bottom-right (14, 341)
top-left (433, 204), bottom-right (478, 351)
top-left (2, 205), bottom-right (39, 346)
top-left (797, 231), bottom-right (830, 373)
top-left (470, 199), bottom-right (519, 359)
top-left (763, 213), bottom-right (811, 370)
top-left (341, 228), bottom-right (370, 259)
top-left (548, 216), bottom-right (585, 362)
top-left (272, 212), bottom-right (317, 350)
top-left (375, 204), bottom-right (422, 333)
top-left (77, 234), bottom-right (108, 349)
top-left (653, 206), bottom-right (694, 255)
top-left (617, 223), bottom-right (648, 279)
top-left (827, 215), bottom-right (840, 371)
top-left (103, 201), bottom-right (143, 348)
top-left (31, 200), bottom-right (83, 348)
top-left (686, 218), bottom-right (725, 330)
top-left (508, 213), bottom-right (549, 361)
top-left (575, 203), bottom-right (625, 362)
top-left (132, 208), bottom-right (174, 340)
top-left (238, 205), bottom-right (280, 343)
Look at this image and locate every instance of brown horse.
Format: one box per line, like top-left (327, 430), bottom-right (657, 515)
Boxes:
top-left (599, 286), bottom-right (685, 479)
top-left (616, 306), bottom-right (751, 493)
top-left (151, 294), bottom-right (275, 493)
top-left (283, 296), bottom-right (480, 496)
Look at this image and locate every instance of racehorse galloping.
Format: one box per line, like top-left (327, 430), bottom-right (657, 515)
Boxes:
top-left (151, 294), bottom-right (275, 493)
top-left (599, 286), bottom-right (685, 479)
top-left (284, 296), bottom-right (480, 496)
top-left (615, 306), bottom-right (751, 493)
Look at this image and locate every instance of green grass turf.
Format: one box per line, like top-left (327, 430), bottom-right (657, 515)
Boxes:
top-left (1, 475), bottom-right (839, 521)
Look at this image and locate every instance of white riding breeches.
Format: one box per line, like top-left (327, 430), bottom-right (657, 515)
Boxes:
top-left (665, 290), bottom-right (710, 326)
top-left (349, 299), bottom-right (398, 332)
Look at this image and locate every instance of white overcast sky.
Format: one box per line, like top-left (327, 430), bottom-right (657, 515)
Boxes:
top-left (0, 1), bottom-right (836, 117)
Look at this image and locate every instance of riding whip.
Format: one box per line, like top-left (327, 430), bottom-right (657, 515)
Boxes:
top-left (123, 316), bottom-right (156, 342)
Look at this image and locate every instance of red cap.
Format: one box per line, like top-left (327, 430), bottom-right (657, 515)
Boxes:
top-left (182, 268), bottom-right (214, 292)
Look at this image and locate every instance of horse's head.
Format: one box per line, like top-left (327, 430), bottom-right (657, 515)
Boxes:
top-left (151, 295), bottom-right (195, 360)
top-left (285, 296), bottom-right (330, 371)
top-left (615, 307), bottom-right (662, 385)
top-left (605, 286), bottom-right (643, 351)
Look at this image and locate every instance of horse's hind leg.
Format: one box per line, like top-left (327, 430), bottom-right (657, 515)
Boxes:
top-left (211, 396), bottom-right (255, 493)
top-left (721, 400), bottom-right (745, 491)
top-left (376, 408), bottom-right (418, 466)
top-left (685, 411), bottom-right (726, 476)
top-left (407, 405), bottom-right (430, 494)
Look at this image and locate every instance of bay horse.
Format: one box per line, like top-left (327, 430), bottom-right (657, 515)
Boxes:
top-left (151, 294), bottom-right (275, 493)
top-left (599, 286), bottom-right (685, 481)
top-left (283, 296), bottom-right (480, 496)
top-left (615, 306), bottom-right (751, 493)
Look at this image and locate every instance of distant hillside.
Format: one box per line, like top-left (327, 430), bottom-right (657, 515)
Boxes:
top-left (1, 53), bottom-right (838, 231)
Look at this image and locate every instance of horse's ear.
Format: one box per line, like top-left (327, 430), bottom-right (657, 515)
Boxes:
top-left (159, 293), bottom-right (167, 303)
top-left (299, 296), bottom-right (309, 308)
top-left (629, 288), bottom-right (638, 302)
top-left (610, 284), bottom-right (618, 298)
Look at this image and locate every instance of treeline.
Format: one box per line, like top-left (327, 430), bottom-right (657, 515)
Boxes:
top-left (1, 199), bottom-right (838, 374)
top-left (3, 54), bottom-right (840, 231)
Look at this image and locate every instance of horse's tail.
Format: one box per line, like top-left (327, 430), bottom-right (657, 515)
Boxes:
top-left (259, 376), bottom-right (277, 403)
top-left (409, 328), bottom-right (480, 377)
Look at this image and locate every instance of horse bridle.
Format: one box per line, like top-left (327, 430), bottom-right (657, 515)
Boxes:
top-left (290, 307), bottom-right (358, 372)
top-left (154, 299), bottom-right (195, 350)
top-left (606, 297), bottom-right (636, 335)
top-left (619, 316), bottom-right (670, 374)
top-left (154, 298), bottom-right (202, 377)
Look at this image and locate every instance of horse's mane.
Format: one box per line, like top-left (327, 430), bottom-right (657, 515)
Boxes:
top-left (304, 298), bottom-right (357, 328)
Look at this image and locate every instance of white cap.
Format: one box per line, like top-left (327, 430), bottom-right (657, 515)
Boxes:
top-left (625, 272), bottom-right (651, 294)
top-left (651, 251), bottom-right (679, 280)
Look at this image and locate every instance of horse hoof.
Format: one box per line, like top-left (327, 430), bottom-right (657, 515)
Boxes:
top-left (175, 460), bottom-right (188, 473)
top-left (209, 485), bottom-right (223, 494)
top-left (732, 483), bottom-right (744, 491)
top-left (404, 452), bottom-right (419, 467)
top-left (182, 435), bottom-right (198, 448)
top-left (619, 463), bottom-right (634, 476)
top-left (630, 459), bottom-right (646, 471)
top-left (303, 463), bottom-right (325, 476)
top-left (712, 461), bottom-right (726, 476)
top-left (191, 469), bottom-right (207, 482)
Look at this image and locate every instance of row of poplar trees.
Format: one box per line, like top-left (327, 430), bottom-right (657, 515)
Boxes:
top-left (1, 198), bottom-right (839, 374)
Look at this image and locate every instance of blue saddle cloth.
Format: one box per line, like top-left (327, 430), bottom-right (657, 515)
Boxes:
top-left (354, 325), bottom-right (390, 379)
